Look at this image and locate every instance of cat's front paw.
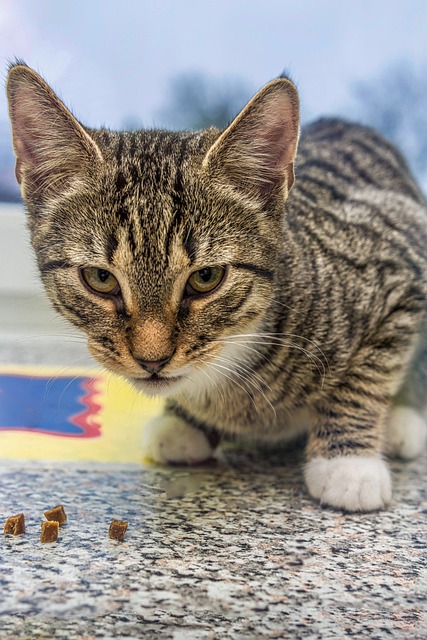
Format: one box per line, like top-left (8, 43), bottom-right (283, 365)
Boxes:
top-left (141, 414), bottom-right (214, 465)
top-left (386, 406), bottom-right (427, 460)
top-left (304, 455), bottom-right (392, 512)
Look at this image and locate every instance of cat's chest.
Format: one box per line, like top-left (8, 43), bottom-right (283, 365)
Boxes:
top-left (179, 383), bottom-right (317, 440)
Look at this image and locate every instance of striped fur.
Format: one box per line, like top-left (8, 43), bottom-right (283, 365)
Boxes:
top-left (7, 63), bottom-right (427, 511)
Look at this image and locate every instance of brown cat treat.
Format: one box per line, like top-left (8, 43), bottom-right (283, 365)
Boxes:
top-left (4, 513), bottom-right (25, 535)
top-left (6, 62), bottom-right (427, 513)
top-left (44, 505), bottom-right (67, 525)
top-left (40, 520), bottom-right (59, 543)
top-left (109, 519), bottom-right (128, 542)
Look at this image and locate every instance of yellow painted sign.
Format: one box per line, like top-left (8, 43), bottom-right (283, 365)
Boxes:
top-left (0, 366), bottom-right (163, 463)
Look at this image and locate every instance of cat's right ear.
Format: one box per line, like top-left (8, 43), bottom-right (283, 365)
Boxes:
top-left (202, 77), bottom-right (300, 206)
top-left (6, 63), bottom-right (103, 199)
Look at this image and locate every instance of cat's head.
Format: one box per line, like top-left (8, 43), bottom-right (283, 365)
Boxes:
top-left (6, 62), bottom-right (299, 397)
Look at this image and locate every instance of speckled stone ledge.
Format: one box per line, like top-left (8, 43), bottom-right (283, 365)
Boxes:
top-left (0, 448), bottom-right (426, 639)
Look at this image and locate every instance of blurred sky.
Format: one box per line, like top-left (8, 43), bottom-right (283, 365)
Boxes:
top-left (1, 0), bottom-right (427, 131)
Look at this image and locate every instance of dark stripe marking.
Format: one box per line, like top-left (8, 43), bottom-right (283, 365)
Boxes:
top-left (40, 260), bottom-right (72, 273)
top-left (231, 262), bottom-right (274, 280)
top-left (298, 175), bottom-right (347, 202)
top-left (166, 401), bottom-right (221, 448)
top-left (183, 230), bottom-right (197, 263)
top-left (105, 234), bottom-right (119, 263)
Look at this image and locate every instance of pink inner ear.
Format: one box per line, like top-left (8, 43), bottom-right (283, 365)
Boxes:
top-left (263, 121), bottom-right (295, 170)
top-left (224, 85), bottom-right (299, 198)
top-left (7, 66), bottom-right (104, 195)
top-left (253, 113), bottom-right (298, 197)
top-left (10, 95), bottom-right (40, 167)
top-left (260, 99), bottom-right (299, 169)
top-left (14, 130), bottom-right (37, 167)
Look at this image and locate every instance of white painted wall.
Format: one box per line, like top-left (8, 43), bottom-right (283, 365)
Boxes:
top-left (0, 203), bottom-right (42, 294)
top-left (0, 203), bottom-right (72, 336)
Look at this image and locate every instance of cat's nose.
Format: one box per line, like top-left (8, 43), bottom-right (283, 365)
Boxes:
top-left (134, 353), bottom-right (173, 374)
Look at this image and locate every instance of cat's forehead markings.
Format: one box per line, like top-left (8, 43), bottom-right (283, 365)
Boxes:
top-left (183, 230), bottom-right (197, 264)
top-left (115, 170), bottom-right (127, 194)
top-left (113, 225), bottom-right (142, 266)
top-left (105, 234), bottom-right (119, 264)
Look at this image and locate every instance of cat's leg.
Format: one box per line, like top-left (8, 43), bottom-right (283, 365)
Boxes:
top-left (142, 404), bottom-right (220, 465)
top-left (304, 453), bottom-right (392, 513)
top-left (386, 406), bottom-right (427, 460)
top-left (304, 315), bottom-right (423, 512)
top-left (304, 401), bottom-right (393, 512)
top-left (386, 323), bottom-right (427, 459)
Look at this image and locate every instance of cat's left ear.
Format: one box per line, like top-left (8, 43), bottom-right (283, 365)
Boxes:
top-left (203, 77), bottom-right (300, 204)
top-left (6, 63), bottom-right (103, 200)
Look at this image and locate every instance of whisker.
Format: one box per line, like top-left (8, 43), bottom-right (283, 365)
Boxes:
top-left (214, 356), bottom-right (265, 396)
top-left (55, 373), bottom-right (86, 409)
top-left (269, 297), bottom-right (301, 315)
top-left (42, 357), bottom-right (102, 399)
top-left (221, 331), bottom-right (330, 378)
top-left (207, 361), bottom-right (261, 414)
top-left (214, 354), bottom-right (277, 418)
top-left (211, 338), bottom-right (273, 367)
top-left (9, 334), bottom-right (87, 347)
top-left (208, 360), bottom-right (278, 418)
top-left (219, 336), bottom-right (326, 375)
top-left (225, 331), bottom-right (327, 357)
top-left (217, 336), bottom-right (327, 389)
top-left (214, 353), bottom-right (272, 393)
top-left (193, 364), bottom-right (227, 410)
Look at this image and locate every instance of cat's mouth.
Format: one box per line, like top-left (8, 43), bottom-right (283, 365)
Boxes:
top-left (132, 373), bottom-right (184, 396)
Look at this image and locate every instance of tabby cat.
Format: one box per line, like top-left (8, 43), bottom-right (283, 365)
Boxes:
top-left (6, 62), bottom-right (427, 512)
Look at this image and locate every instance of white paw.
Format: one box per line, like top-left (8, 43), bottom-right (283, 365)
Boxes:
top-left (386, 406), bottom-right (427, 460)
top-left (141, 414), bottom-right (214, 465)
top-left (304, 455), bottom-right (392, 512)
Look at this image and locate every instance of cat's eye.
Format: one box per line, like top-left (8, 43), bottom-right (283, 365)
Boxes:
top-left (186, 266), bottom-right (225, 296)
top-left (80, 267), bottom-right (120, 296)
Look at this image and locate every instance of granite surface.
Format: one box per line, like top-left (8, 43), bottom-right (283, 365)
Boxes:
top-left (1, 335), bottom-right (426, 638)
top-left (0, 447), bottom-right (426, 639)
